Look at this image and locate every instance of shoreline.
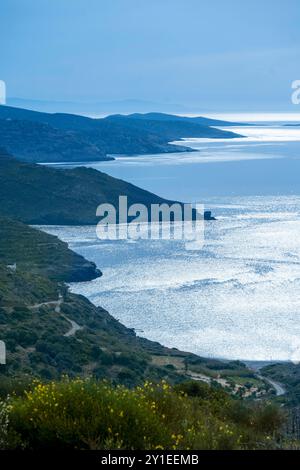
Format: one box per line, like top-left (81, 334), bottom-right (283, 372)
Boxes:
top-left (39, 223), bottom-right (296, 369)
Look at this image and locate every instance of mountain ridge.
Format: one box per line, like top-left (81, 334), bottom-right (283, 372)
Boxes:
top-left (0, 105), bottom-right (243, 163)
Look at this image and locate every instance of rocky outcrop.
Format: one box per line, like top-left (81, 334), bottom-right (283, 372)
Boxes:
top-left (204, 211), bottom-right (216, 221)
top-left (64, 260), bottom-right (102, 282)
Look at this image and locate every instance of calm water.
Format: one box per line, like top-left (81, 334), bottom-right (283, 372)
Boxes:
top-left (44, 121), bottom-right (300, 361)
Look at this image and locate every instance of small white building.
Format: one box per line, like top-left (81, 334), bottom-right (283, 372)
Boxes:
top-left (7, 262), bottom-right (17, 272)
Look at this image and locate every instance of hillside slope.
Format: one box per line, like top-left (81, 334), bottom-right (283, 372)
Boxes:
top-left (105, 114), bottom-right (243, 141)
top-left (0, 118), bottom-right (110, 163)
top-left (0, 151), bottom-right (178, 225)
top-left (0, 216), bottom-right (100, 282)
top-left (0, 260), bottom-right (185, 383)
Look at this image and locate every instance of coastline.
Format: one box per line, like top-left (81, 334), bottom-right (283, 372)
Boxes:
top-left (41, 224), bottom-right (286, 399)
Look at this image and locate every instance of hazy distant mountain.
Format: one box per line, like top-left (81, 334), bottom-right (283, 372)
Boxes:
top-left (7, 97), bottom-right (191, 115)
top-left (0, 105), bottom-right (243, 163)
top-left (124, 112), bottom-right (247, 126)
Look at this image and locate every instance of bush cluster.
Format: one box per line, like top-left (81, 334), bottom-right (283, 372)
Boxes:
top-left (0, 378), bottom-right (285, 450)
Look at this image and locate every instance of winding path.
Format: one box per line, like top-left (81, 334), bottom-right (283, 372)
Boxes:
top-left (62, 315), bottom-right (83, 337)
top-left (29, 294), bottom-right (83, 338)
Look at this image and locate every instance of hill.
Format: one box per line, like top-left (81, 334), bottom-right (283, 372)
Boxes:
top-left (0, 105), bottom-right (243, 163)
top-left (0, 118), bottom-right (110, 163)
top-left (104, 114), bottom-right (243, 141)
top-left (260, 362), bottom-right (300, 407)
top-left (0, 150), bottom-right (179, 225)
top-left (0, 216), bottom-right (100, 282)
top-left (0, 260), bottom-right (183, 383)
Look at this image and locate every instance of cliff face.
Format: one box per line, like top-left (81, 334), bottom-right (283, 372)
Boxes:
top-left (61, 259), bottom-right (102, 283)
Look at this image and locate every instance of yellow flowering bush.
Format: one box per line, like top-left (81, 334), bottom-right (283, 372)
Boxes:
top-left (7, 378), bottom-right (283, 450)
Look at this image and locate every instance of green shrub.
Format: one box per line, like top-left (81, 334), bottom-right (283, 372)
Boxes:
top-left (7, 378), bottom-right (285, 450)
top-left (5, 328), bottom-right (38, 348)
top-left (0, 376), bottom-right (33, 399)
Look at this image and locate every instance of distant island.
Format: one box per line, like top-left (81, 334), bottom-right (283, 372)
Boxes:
top-left (0, 105), bottom-right (244, 163)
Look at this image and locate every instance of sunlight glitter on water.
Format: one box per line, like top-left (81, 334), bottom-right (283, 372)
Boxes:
top-left (42, 195), bottom-right (300, 361)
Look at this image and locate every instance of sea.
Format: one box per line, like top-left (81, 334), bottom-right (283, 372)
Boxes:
top-left (43, 113), bottom-right (300, 362)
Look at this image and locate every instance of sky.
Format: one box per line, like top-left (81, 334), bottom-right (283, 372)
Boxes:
top-left (1, 0), bottom-right (300, 111)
